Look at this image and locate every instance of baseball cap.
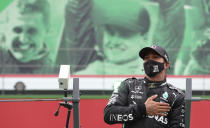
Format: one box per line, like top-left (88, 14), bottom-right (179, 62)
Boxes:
top-left (139, 45), bottom-right (169, 62)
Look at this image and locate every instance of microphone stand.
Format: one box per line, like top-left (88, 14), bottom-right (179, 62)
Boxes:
top-left (54, 78), bottom-right (80, 128)
top-left (54, 89), bottom-right (73, 128)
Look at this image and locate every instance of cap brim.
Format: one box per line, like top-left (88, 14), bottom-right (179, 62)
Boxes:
top-left (139, 47), bottom-right (160, 59)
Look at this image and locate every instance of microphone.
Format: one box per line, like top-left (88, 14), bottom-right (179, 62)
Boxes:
top-left (54, 105), bottom-right (61, 116)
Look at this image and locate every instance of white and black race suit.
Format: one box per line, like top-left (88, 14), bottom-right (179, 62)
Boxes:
top-left (104, 77), bottom-right (185, 128)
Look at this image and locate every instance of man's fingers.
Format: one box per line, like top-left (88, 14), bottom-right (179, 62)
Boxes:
top-left (157, 102), bottom-right (170, 106)
top-left (156, 112), bottom-right (167, 117)
top-left (145, 95), bottom-right (157, 104)
top-left (148, 94), bottom-right (158, 101)
top-left (157, 108), bottom-right (170, 113)
top-left (156, 103), bottom-right (171, 112)
top-left (157, 105), bottom-right (171, 110)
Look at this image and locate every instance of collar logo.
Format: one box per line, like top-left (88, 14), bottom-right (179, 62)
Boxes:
top-left (149, 83), bottom-right (156, 88)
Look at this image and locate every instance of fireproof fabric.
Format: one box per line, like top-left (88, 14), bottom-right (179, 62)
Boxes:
top-left (104, 77), bottom-right (185, 128)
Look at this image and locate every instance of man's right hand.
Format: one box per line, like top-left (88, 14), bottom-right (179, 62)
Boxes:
top-left (144, 95), bottom-right (171, 116)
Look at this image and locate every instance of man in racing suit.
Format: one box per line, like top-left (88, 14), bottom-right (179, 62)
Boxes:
top-left (104, 45), bottom-right (185, 128)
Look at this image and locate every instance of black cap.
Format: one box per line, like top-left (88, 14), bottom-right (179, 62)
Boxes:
top-left (139, 45), bottom-right (169, 62)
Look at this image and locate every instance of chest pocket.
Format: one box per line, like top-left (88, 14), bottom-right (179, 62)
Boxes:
top-left (146, 85), bottom-right (171, 104)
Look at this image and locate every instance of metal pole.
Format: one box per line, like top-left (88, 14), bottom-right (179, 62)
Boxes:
top-left (185, 78), bottom-right (192, 128)
top-left (66, 108), bottom-right (71, 128)
top-left (1, 75), bottom-right (5, 95)
top-left (73, 78), bottom-right (80, 128)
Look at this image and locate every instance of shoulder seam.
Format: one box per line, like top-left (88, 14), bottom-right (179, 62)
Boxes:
top-left (167, 83), bottom-right (184, 94)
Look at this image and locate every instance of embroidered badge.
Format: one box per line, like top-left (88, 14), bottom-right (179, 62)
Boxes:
top-left (162, 92), bottom-right (168, 100)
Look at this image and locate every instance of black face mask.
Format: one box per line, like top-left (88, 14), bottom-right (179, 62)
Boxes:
top-left (143, 60), bottom-right (164, 77)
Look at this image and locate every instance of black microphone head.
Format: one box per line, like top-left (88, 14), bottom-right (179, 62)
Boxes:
top-left (54, 110), bottom-right (59, 116)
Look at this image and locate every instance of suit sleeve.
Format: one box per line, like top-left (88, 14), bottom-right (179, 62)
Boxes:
top-left (104, 80), bottom-right (146, 124)
top-left (168, 93), bottom-right (185, 128)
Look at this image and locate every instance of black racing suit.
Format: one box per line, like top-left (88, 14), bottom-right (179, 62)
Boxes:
top-left (104, 77), bottom-right (185, 128)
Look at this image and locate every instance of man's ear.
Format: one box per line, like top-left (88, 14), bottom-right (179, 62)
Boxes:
top-left (165, 62), bottom-right (170, 69)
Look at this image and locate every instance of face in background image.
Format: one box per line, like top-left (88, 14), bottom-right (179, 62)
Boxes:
top-left (193, 0), bottom-right (210, 65)
top-left (6, 12), bottom-right (47, 63)
top-left (103, 24), bottom-right (146, 64)
top-left (92, 0), bottom-right (150, 65)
